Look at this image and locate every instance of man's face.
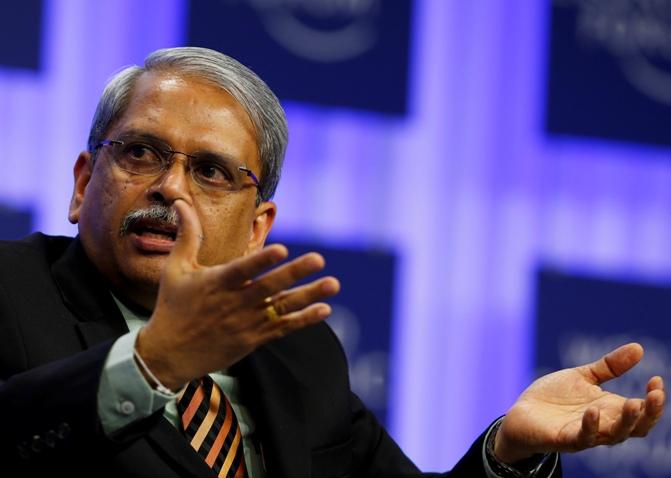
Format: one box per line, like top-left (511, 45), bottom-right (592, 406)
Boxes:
top-left (68, 71), bottom-right (276, 307)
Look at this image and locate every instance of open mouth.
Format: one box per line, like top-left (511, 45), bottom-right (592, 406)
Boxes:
top-left (133, 221), bottom-right (177, 240)
top-left (128, 219), bottom-right (178, 252)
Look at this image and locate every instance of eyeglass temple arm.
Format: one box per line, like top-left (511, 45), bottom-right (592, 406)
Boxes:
top-left (238, 166), bottom-right (260, 187)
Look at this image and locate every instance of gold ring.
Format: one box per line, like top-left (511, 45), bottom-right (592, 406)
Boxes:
top-left (264, 296), bottom-right (280, 322)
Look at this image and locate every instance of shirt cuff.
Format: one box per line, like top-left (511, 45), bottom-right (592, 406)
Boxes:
top-left (97, 328), bottom-right (178, 436)
top-left (482, 417), bottom-right (559, 478)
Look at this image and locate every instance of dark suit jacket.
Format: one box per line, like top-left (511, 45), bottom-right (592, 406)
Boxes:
top-left (0, 233), bottom-right (559, 478)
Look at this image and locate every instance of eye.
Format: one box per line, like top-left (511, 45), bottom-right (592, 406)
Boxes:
top-left (193, 161), bottom-right (236, 187)
top-left (114, 141), bottom-right (164, 175)
top-left (123, 142), bottom-right (160, 162)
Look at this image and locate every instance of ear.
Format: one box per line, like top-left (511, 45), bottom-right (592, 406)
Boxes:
top-left (246, 200), bottom-right (277, 253)
top-left (68, 151), bottom-right (94, 224)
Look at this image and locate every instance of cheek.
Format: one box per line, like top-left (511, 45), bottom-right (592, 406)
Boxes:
top-left (81, 174), bottom-right (140, 238)
top-left (198, 203), bottom-right (254, 264)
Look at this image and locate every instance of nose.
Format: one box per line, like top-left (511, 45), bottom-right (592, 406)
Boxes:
top-left (146, 154), bottom-right (192, 204)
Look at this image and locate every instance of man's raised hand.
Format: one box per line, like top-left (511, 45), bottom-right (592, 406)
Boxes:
top-left (494, 342), bottom-right (665, 464)
top-left (136, 198), bottom-right (340, 391)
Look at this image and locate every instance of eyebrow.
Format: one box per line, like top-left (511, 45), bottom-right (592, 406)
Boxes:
top-left (114, 129), bottom-right (246, 165)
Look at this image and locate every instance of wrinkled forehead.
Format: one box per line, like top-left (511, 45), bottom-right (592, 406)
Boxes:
top-left (137, 71), bottom-right (253, 120)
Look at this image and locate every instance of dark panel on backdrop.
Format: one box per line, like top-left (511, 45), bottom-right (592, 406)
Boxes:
top-left (546, 0), bottom-right (671, 147)
top-left (275, 238), bottom-right (395, 425)
top-left (535, 267), bottom-right (671, 478)
top-left (0, 206), bottom-right (32, 240)
top-left (0, 0), bottom-right (43, 70)
top-left (188, 0), bottom-right (412, 115)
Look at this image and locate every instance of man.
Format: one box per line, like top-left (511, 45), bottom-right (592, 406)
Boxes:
top-left (0, 47), bottom-right (664, 478)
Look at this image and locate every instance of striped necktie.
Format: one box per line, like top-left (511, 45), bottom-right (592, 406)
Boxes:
top-left (177, 375), bottom-right (248, 478)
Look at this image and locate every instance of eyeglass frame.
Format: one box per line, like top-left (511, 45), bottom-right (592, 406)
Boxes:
top-left (91, 136), bottom-right (261, 197)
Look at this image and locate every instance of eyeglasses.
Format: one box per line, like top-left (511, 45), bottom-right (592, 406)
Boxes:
top-left (93, 136), bottom-right (260, 193)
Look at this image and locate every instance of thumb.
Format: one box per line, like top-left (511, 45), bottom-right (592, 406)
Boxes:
top-left (580, 342), bottom-right (644, 385)
top-left (167, 198), bottom-right (203, 268)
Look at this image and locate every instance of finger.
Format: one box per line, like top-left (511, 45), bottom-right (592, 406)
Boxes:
top-left (216, 244), bottom-right (289, 287)
top-left (647, 375), bottom-right (664, 394)
top-left (279, 302), bottom-right (332, 325)
top-left (259, 303), bottom-right (333, 340)
top-left (168, 198), bottom-right (204, 267)
top-left (270, 277), bottom-right (341, 316)
top-left (631, 378), bottom-right (666, 437)
top-left (579, 343), bottom-right (644, 385)
top-left (575, 406), bottom-right (600, 449)
top-left (244, 252), bottom-right (328, 302)
top-left (608, 399), bottom-right (643, 444)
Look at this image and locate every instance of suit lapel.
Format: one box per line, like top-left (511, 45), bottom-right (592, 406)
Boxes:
top-left (146, 418), bottom-right (218, 478)
top-left (51, 237), bottom-right (129, 347)
top-left (237, 342), bottom-right (310, 478)
top-left (144, 343), bottom-right (312, 478)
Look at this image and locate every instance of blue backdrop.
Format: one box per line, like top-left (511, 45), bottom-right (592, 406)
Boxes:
top-left (187, 0), bottom-right (412, 114)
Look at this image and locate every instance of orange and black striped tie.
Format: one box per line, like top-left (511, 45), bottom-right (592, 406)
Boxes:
top-left (177, 375), bottom-right (248, 478)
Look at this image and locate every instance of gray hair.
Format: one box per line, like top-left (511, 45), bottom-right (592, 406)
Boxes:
top-left (87, 46), bottom-right (288, 202)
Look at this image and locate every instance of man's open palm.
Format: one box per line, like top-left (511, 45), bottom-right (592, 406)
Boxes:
top-left (494, 343), bottom-right (665, 464)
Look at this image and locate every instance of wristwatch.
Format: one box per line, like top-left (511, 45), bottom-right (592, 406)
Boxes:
top-left (485, 419), bottom-right (553, 478)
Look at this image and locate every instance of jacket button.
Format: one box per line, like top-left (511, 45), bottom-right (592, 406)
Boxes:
top-left (17, 441), bottom-right (30, 459)
top-left (44, 430), bottom-right (57, 448)
top-left (30, 435), bottom-right (44, 453)
top-left (56, 422), bottom-right (71, 440)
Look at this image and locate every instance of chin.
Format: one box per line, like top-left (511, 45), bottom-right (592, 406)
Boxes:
top-left (119, 256), bottom-right (166, 299)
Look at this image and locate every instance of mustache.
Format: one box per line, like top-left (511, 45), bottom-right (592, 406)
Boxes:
top-left (119, 204), bottom-right (178, 237)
